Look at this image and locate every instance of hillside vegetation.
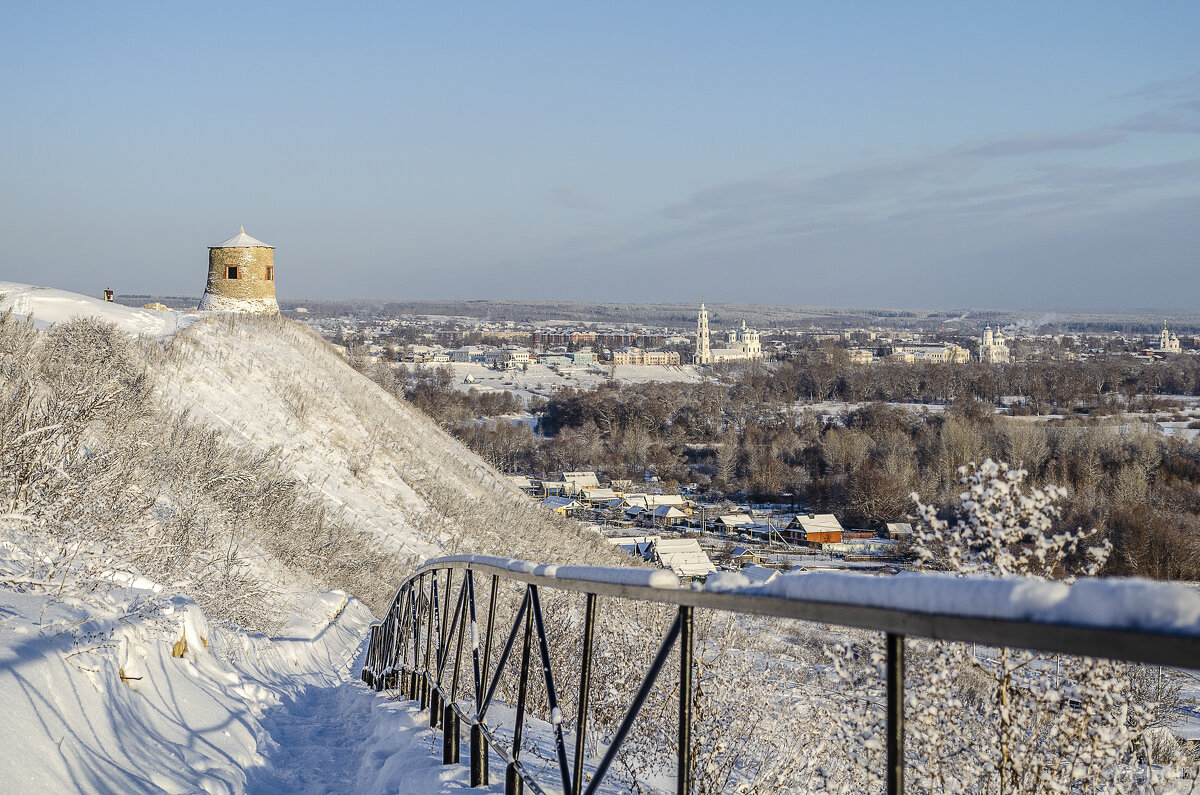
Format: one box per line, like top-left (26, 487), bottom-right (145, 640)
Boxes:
top-left (0, 306), bottom-right (624, 631)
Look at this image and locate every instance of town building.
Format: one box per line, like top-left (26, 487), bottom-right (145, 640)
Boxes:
top-left (484, 346), bottom-right (531, 370)
top-left (979, 326), bottom-right (1011, 364)
top-left (450, 345), bottom-right (488, 363)
top-left (846, 348), bottom-right (875, 365)
top-left (610, 348), bottom-right (681, 366)
top-left (891, 343), bottom-right (970, 364)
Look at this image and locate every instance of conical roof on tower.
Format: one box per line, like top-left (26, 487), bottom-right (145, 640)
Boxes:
top-left (211, 226), bottom-right (274, 249)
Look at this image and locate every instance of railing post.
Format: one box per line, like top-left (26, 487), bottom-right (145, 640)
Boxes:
top-left (571, 593), bottom-right (597, 795)
top-left (443, 703), bottom-right (460, 764)
top-left (467, 570), bottom-right (490, 788)
top-left (482, 574), bottom-right (499, 694)
top-left (470, 721), bottom-right (488, 787)
top-left (445, 578), bottom-right (468, 767)
top-left (423, 574), bottom-right (437, 712)
top-left (678, 605), bottom-right (694, 795)
top-left (507, 592), bottom-right (534, 795)
top-left (887, 632), bottom-right (905, 795)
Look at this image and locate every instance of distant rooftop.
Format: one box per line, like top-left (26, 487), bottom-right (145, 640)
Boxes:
top-left (211, 226), bottom-right (273, 249)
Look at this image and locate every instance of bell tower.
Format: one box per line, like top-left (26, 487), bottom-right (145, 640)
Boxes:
top-left (695, 302), bottom-right (712, 365)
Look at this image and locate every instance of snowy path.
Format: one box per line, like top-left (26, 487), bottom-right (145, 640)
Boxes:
top-left (248, 673), bottom-right (498, 794)
top-left (248, 682), bottom-right (372, 793)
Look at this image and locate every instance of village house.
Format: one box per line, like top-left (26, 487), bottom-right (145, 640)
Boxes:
top-left (540, 496), bottom-right (584, 516)
top-left (784, 513), bottom-right (845, 546)
top-left (607, 535), bottom-right (659, 560)
top-left (651, 505), bottom-right (688, 527)
top-left (713, 514), bottom-right (754, 532)
top-left (506, 475), bottom-right (537, 493)
top-left (739, 564), bottom-right (780, 586)
top-left (652, 538), bottom-right (717, 580)
top-left (728, 546), bottom-right (763, 566)
top-left (624, 493), bottom-right (688, 511)
top-left (580, 487), bottom-right (618, 507)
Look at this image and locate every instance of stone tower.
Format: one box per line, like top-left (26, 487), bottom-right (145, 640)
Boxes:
top-left (695, 302), bottom-right (712, 365)
top-left (198, 227), bottom-right (279, 313)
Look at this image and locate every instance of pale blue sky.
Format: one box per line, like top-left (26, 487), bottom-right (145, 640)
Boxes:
top-left (2, 2), bottom-right (1198, 309)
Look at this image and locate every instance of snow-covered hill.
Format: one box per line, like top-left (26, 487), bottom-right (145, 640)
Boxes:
top-left (0, 281), bottom-right (195, 336)
top-left (0, 283), bottom-right (626, 792)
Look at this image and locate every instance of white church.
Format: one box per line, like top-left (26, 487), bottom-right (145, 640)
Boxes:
top-left (979, 326), bottom-right (1010, 364)
top-left (693, 303), bottom-right (763, 365)
top-left (1159, 324), bottom-right (1181, 354)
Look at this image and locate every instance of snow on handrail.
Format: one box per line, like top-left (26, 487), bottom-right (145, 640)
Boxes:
top-left (409, 556), bottom-right (1200, 667)
top-left (707, 570), bottom-right (1200, 636)
top-left (418, 553), bottom-right (681, 590)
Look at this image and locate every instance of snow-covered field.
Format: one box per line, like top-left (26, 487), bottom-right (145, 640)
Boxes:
top-left (446, 361), bottom-right (702, 400)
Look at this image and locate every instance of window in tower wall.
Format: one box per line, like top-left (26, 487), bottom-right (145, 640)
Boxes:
top-left (227, 266), bottom-right (238, 279)
top-left (266, 265), bottom-right (273, 281)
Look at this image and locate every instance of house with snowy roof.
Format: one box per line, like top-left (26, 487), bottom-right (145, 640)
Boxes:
top-left (785, 513), bottom-right (845, 546)
top-left (607, 535), bottom-right (658, 560)
top-left (580, 488), bottom-right (618, 506)
top-left (560, 471), bottom-right (600, 491)
top-left (714, 514), bottom-right (754, 531)
top-left (540, 496), bottom-right (583, 516)
top-left (650, 505), bottom-right (688, 527)
top-left (729, 546), bottom-right (763, 566)
top-left (739, 564), bottom-right (779, 586)
top-left (652, 538), bottom-right (717, 580)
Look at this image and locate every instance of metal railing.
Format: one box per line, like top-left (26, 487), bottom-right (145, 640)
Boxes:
top-left (361, 555), bottom-right (1200, 795)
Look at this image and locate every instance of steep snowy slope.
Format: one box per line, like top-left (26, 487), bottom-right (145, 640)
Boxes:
top-left (149, 313), bottom-right (617, 570)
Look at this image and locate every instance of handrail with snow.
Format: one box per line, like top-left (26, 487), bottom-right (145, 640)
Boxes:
top-left (361, 555), bottom-right (1200, 795)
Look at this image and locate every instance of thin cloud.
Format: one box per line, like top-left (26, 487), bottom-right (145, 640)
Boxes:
top-left (957, 131), bottom-right (1126, 158)
top-left (1113, 111), bottom-right (1200, 135)
top-left (1119, 71), bottom-right (1200, 101)
top-left (1113, 71), bottom-right (1200, 134)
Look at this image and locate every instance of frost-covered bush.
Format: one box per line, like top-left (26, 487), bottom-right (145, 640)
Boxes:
top-left (911, 458), bottom-right (1110, 579)
top-left (855, 459), bottom-right (1200, 793)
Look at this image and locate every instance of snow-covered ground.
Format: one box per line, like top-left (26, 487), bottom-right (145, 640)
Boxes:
top-left (0, 575), bottom-right (497, 794)
top-left (0, 281), bottom-right (196, 337)
top-left (446, 361), bottom-right (702, 400)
